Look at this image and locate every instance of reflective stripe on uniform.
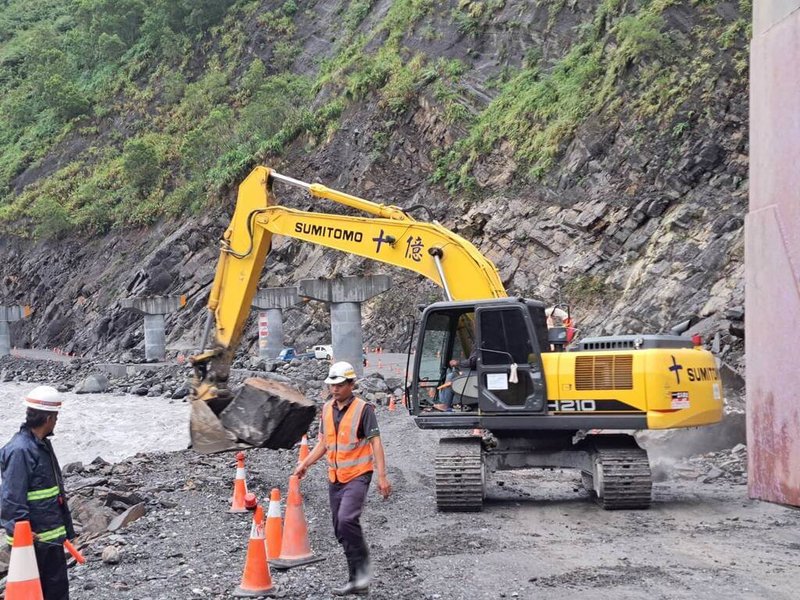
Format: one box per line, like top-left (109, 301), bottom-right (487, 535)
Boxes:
top-left (5, 524), bottom-right (67, 545)
top-left (36, 525), bottom-right (67, 542)
top-left (348, 402), bottom-right (362, 441)
top-left (334, 440), bottom-right (362, 451)
top-left (26, 486), bottom-right (60, 501)
top-left (335, 455), bottom-right (373, 468)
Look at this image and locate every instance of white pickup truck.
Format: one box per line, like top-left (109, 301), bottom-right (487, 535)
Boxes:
top-left (313, 345), bottom-right (333, 359)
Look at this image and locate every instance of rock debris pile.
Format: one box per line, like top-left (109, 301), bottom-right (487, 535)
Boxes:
top-left (670, 443), bottom-right (748, 485)
top-left (0, 355), bottom-right (403, 406)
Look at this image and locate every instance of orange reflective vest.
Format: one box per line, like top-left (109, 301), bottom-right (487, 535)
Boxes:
top-left (322, 397), bottom-right (374, 483)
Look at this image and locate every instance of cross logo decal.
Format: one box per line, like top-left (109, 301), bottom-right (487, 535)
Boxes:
top-left (372, 229), bottom-right (394, 253)
top-left (669, 355), bottom-right (683, 384)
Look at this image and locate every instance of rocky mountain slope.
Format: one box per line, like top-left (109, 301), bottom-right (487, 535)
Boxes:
top-left (0, 0), bottom-right (749, 396)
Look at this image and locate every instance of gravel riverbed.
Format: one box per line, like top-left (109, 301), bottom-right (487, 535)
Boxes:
top-left (0, 355), bottom-right (798, 599)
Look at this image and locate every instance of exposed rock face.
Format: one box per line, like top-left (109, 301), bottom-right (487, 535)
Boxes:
top-left (0, 1), bottom-right (746, 393)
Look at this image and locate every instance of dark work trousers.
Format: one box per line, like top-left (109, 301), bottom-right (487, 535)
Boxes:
top-left (328, 474), bottom-right (371, 571)
top-left (34, 540), bottom-right (69, 600)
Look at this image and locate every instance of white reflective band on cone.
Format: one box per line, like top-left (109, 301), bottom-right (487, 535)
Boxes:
top-left (7, 546), bottom-right (40, 582)
top-left (267, 501), bottom-right (282, 518)
top-left (236, 468), bottom-right (246, 479)
top-left (251, 522), bottom-right (265, 540)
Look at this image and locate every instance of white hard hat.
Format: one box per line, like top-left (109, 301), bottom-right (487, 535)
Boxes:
top-left (23, 385), bottom-right (63, 412)
top-left (325, 361), bottom-right (357, 384)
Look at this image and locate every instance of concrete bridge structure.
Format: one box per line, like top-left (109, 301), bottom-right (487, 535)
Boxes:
top-left (747, 0), bottom-right (800, 506)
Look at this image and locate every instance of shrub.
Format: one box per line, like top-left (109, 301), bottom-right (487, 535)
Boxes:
top-left (28, 194), bottom-right (74, 238)
top-left (43, 74), bottom-right (91, 121)
top-left (122, 138), bottom-right (163, 194)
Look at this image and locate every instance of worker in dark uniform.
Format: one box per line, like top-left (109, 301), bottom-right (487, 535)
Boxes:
top-left (294, 361), bottom-right (392, 596)
top-left (1, 385), bottom-right (75, 600)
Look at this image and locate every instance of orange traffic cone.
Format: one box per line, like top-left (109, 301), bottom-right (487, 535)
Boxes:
top-left (230, 451), bottom-right (249, 513)
top-left (233, 505), bottom-right (274, 597)
top-left (270, 476), bottom-right (324, 570)
top-left (265, 488), bottom-right (283, 560)
top-left (388, 395), bottom-right (396, 411)
top-left (298, 435), bottom-right (310, 462)
top-left (5, 520), bottom-right (43, 600)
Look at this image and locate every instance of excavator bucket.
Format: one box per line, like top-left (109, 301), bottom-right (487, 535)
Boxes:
top-left (190, 378), bottom-right (317, 454)
top-left (191, 399), bottom-right (243, 454)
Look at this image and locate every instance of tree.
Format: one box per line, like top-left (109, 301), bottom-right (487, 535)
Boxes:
top-left (122, 138), bottom-right (162, 195)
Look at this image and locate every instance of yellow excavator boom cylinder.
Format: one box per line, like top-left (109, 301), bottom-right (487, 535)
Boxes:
top-left (208, 167), bottom-right (506, 350)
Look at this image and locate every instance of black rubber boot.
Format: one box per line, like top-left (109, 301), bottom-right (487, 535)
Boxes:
top-left (333, 558), bottom-right (368, 596)
top-left (332, 581), bottom-right (368, 596)
top-left (353, 558), bottom-right (371, 590)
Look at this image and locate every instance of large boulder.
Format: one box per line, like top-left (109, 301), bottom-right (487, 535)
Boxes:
top-left (69, 497), bottom-right (116, 536)
top-left (107, 502), bottom-right (146, 532)
top-left (220, 378), bottom-right (316, 449)
top-left (358, 377), bottom-right (389, 394)
top-left (74, 373), bottom-right (110, 394)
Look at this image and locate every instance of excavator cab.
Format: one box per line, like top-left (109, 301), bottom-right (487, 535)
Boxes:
top-left (411, 298), bottom-right (550, 419)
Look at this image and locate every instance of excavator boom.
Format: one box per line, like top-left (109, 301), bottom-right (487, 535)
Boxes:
top-left (208, 168), bottom-right (504, 349)
top-left (190, 166), bottom-right (506, 453)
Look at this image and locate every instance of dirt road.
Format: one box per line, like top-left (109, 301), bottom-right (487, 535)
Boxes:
top-left (55, 405), bottom-right (799, 600)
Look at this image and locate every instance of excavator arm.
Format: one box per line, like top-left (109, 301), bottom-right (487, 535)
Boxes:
top-left (189, 166), bottom-right (506, 452)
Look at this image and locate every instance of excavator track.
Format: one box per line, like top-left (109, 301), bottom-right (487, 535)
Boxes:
top-left (435, 437), bottom-right (484, 512)
top-left (589, 447), bottom-right (652, 510)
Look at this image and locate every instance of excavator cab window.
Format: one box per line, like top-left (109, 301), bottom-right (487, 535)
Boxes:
top-left (527, 303), bottom-right (551, 353)
top-left (417, 312), bottom-right (450, 402)
top-left (475, 306), bottom-right (546, 412)
top-left (414, 307), bottom-right (477, 411)
top-left (452, 312), bottom-right (476, 363)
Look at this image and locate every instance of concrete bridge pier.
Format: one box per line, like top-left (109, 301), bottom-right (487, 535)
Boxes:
top-left (121, 296), bottom-right (186, 361)
top-left (0, 305), bottom-right (31, 357)
top-left (748, 1), bottom-right (800, 507)
top-left (252, 287), bottom-right (301, 359)
top-left (298, 275), bottom-right (391, 377)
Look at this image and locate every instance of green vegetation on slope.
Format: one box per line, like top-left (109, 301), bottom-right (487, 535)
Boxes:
top-left (0, 0), bottom-right (751, 238)
top-left (433, 0), bottom-right (752, 189)
top-left (0, 0), bottom-right (324, 236)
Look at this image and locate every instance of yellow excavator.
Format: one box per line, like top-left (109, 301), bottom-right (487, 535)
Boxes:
top-left (189, 166), bottom-right (724, 510)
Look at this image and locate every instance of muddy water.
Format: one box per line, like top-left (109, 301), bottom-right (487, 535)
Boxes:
top-left (0, 382), bottom-right (190, 475)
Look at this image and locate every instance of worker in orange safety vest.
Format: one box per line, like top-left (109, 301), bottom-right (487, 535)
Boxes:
top-left (294, 361), bottom-right (392, 596)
